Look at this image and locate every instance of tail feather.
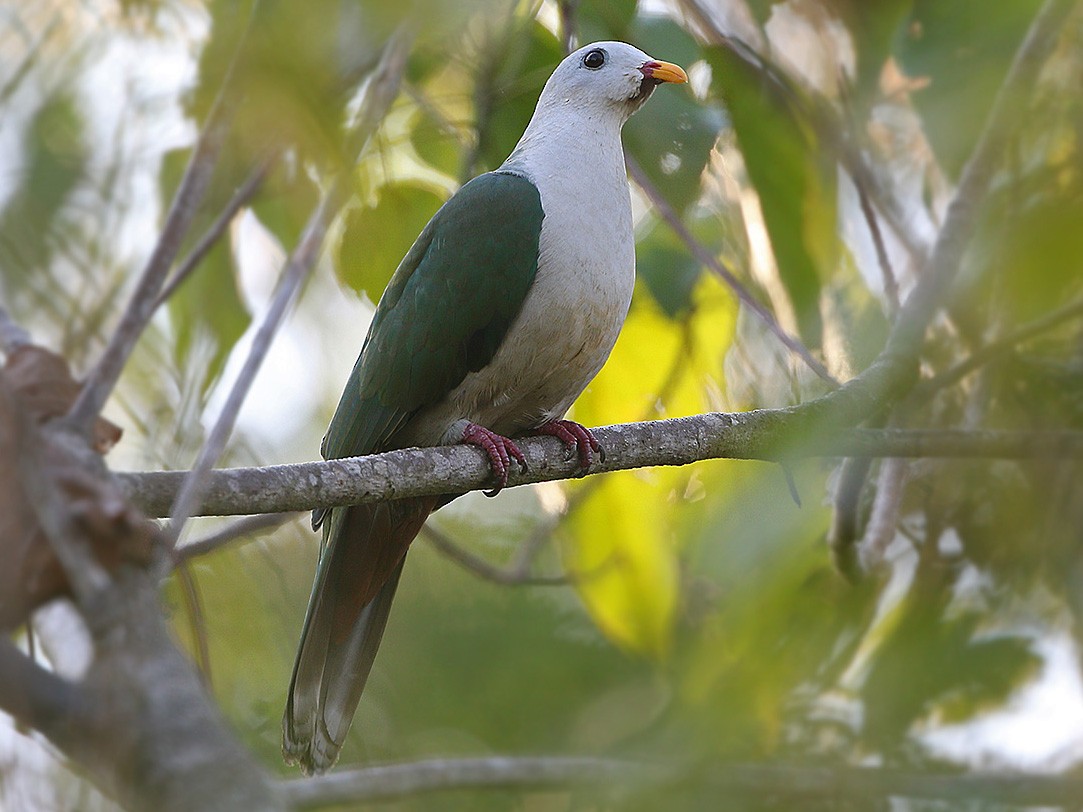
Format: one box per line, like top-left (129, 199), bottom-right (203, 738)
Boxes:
top-left (283, 497), bottom-right (434, 774)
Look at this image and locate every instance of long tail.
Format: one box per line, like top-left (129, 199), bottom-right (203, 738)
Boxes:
top-left (283, 497), bottom-right (435, 774)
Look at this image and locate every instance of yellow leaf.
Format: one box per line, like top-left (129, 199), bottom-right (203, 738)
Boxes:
top-left (563, 274), bottom-right (736, 656)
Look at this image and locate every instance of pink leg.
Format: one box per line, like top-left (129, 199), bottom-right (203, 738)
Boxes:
top-left (536, 419), bottom-right (603, 470)
top-left (461, 423), bottom-right (528, 497)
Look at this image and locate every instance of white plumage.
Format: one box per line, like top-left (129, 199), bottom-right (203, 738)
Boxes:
top-left (403, 41), bottom-right (678, 447)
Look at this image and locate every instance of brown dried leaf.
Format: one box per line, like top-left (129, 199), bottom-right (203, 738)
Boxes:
top-left (4, 345), bottom-right (122, 452)
top-left (0, 348), bottom-right (153, 632)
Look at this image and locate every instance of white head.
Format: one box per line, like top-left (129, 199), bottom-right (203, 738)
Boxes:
top-left (534, 40), bottom-right (688, 124)
top-left (503, 41), bottom-right (686, 179)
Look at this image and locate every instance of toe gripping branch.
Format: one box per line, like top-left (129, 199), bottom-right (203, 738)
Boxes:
top-left (461, 419), bottom-right (604, 497)
top-left (536, 419), bottom-right (603, 471)
top-left (461, 423), bottom-right (528, 496)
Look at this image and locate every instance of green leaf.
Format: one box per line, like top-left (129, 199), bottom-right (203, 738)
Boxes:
top-left (895, 0), bottom-right (1044, 178)
top-left (705, 45), bottom-right (835, 348)
top-left (250, 163), bottom-right (319, 253)
top-left (0, 93), bottom-right (87, 283)
top-left (636, 220), bottom-right (703, 319)
top-left (576, 0), bottom-right (639, 43)
top-left (409, 110), bottom-right (462, 179)
top-left (168, 239), bottom-right (250, 393)
top-left (565, 280), bottom-right (735, 656)
top-left (475, 21), bottom-right (564, 172)
top-left (860, 593), bottom-right (1041, 747)
top-left (336, 181), bottom-right (446, 298)
top-left (624, 18), bottom-right (724, 217)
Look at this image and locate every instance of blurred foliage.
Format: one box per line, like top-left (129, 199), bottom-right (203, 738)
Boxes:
top-left (4, 0), bottom-right (1083, 810)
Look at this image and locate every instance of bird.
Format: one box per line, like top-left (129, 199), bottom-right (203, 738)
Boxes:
top-left (283, 40), bottom-right (687, 774)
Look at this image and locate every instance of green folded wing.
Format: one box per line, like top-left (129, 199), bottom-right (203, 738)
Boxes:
top-left (320, 169), bottom-right (544, 470)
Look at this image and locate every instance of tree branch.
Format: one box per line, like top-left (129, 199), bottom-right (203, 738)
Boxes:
top-left (175, 512), bottom-right (300, 562)
top-left (421, 524), bottom-right (571, 586)
top-left (917, 293), bottom-right (1083, 396)
top-left (280, 756), bottom-right (1083, 808)
top-left (282, 756), bottom-right (666, 808)
top-left (119, 423), bottom-right (1083, 518)
top-left (0, 638), bottom-right (83, 736)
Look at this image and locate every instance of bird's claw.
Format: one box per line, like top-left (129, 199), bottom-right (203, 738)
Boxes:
top-left (536, 419), bottom-right (602, 471)
top-left (462, 422), bottom-right (528, 497)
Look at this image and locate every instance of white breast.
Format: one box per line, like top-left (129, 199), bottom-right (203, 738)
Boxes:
top-left (405, 118), bottom-right (636, 446)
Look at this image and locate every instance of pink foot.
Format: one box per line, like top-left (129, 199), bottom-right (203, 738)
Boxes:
top-left (462, 422), bottom-right (528, 496)
top-left (536, 419), bottom-right (603, 470)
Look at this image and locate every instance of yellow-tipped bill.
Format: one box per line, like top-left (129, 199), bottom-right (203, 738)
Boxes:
top-left (640, 60), bottom-right (688, 84)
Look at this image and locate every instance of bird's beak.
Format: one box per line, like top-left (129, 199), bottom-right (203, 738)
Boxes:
top-left (639, 60), bottom-right (688, 84)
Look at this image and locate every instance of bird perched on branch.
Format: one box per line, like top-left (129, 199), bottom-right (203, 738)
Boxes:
top-left (283, 40), bottom-right (687, 774)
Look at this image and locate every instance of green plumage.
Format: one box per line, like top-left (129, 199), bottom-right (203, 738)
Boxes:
top-left (320, 171), bottom-right (544, 468)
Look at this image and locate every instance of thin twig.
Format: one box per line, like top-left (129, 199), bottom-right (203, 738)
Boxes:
top-left (627, 157), bottom-right (839, 387)
top-left (175, 562), bottom-right (213, 688)
top-left (856, 179), bottom-right (900, 316)
top-left (154, 157), bottom-right (275, 309)
top-left (283, 756), bottom-right (666, 808)
top-left (162, 192), bottom-right (334, 549)
top-left (917, 294), bottom-right (1083, 396)
top-left (162, 32), bottom-right (412, 549)
top-left (421, 524), bottom-right (570, 586)
top-left (175, 512), bottom-right (300, 562)
top-left (859, 456), bottom-right (909, 572)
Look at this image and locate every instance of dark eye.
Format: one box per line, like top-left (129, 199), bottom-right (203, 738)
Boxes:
top-left (582, 48), bottom-right (606, 70)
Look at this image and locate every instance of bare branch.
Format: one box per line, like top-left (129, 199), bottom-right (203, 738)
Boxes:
top-left (855, 179), bottom-right (900, 316)
top-left (0, 638), bottom-right (82, 735)
top-left (5, 395), bottom-right (285, 809)
top-left (282, 756), bottom-right (666, 808)
top-left (917, 293), bottom-right (1083, 396)
top-left (626, 157), bottom-right (839, 387)
top-left (280, 756), bottom-right (1083, 808)
top-left (176, 512), bottom-right (300, 562)
top-left (120, 424), bottom-right (1083, 519)
top-left (154, 157), bottom-right (275, 309)
top-left (421, 524), bottom-right (570, 586)
top-left (828, 453), bottom-right (875, 580)
top-left (859, 457), bottom-right (909, 572)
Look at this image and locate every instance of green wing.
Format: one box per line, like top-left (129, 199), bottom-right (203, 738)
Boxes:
top-left (319, 171), bottom-right (543, 492)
